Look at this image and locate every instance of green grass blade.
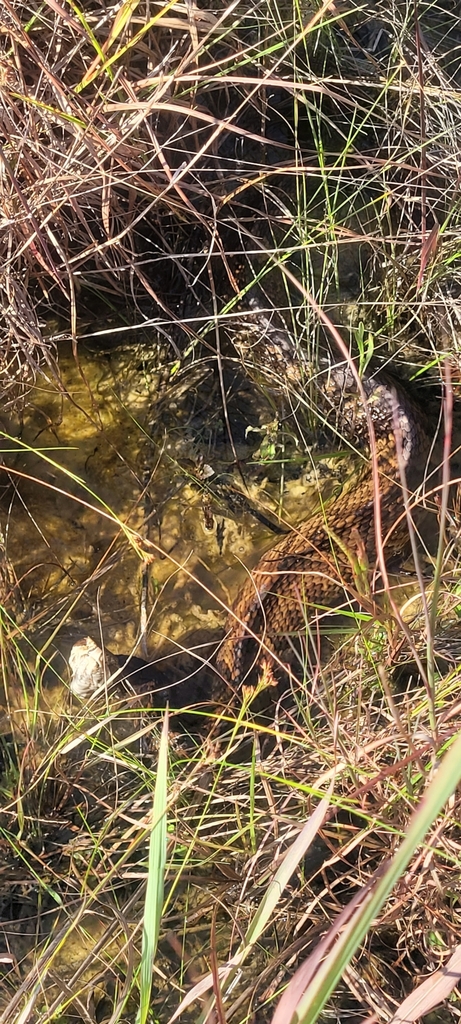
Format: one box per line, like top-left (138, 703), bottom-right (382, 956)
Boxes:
top-left (137, 711), bottom-right (169, 1024)
top-left (272, 731), bottom-right (461, 1024)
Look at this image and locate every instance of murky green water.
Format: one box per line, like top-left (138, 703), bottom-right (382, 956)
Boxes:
top-left (0, 331), bottom-right (334, 706)
top-left (0, 329), bottom-right (343, 1013)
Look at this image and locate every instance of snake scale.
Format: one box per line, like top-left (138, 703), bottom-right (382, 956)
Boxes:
top-left (215, 308), bottom-right (436, 689)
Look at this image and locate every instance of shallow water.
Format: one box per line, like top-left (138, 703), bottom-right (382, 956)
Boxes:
top-left (0, 328), bottom-right (343, 1008)
top-left (0, 327), bottom-right (448, 1024)
top-left (0, 330), bottom-right (332, 706)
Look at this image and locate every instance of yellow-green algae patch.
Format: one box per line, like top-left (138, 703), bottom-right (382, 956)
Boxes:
top-left (1, 336), bottom-right (330, 686)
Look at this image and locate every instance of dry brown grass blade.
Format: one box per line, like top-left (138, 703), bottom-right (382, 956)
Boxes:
top-left (389, 944), bottom-right (461, 1024)
top-left (168, 797), bottom-right (332, 1022)
top-left (271, 879), bottom-right (377, 1024)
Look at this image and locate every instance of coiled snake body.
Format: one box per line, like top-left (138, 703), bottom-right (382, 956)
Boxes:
top-left (216, 317), bottom-right (435, 688)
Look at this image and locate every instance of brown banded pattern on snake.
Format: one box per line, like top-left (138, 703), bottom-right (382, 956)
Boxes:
top-left (216, 308), bottom-right (436, 687)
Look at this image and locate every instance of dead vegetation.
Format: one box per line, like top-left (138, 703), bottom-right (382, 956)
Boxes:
top-left (1, 1), bottom-right (461, 1023)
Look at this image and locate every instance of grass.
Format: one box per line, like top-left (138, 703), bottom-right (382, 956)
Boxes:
top-left (1, 0), bottom-right (461, 1022)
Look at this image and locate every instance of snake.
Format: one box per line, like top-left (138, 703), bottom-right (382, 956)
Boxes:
top-left (215, 306), bottom-right (436, 689)
top-left (69, 308), bottom-right (437, 702)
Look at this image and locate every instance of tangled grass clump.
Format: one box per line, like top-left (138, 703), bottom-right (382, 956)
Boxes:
top-left (2, 1), bottom-right (461, 1022)
top-left (1, 1), bottom-right (461, 396)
